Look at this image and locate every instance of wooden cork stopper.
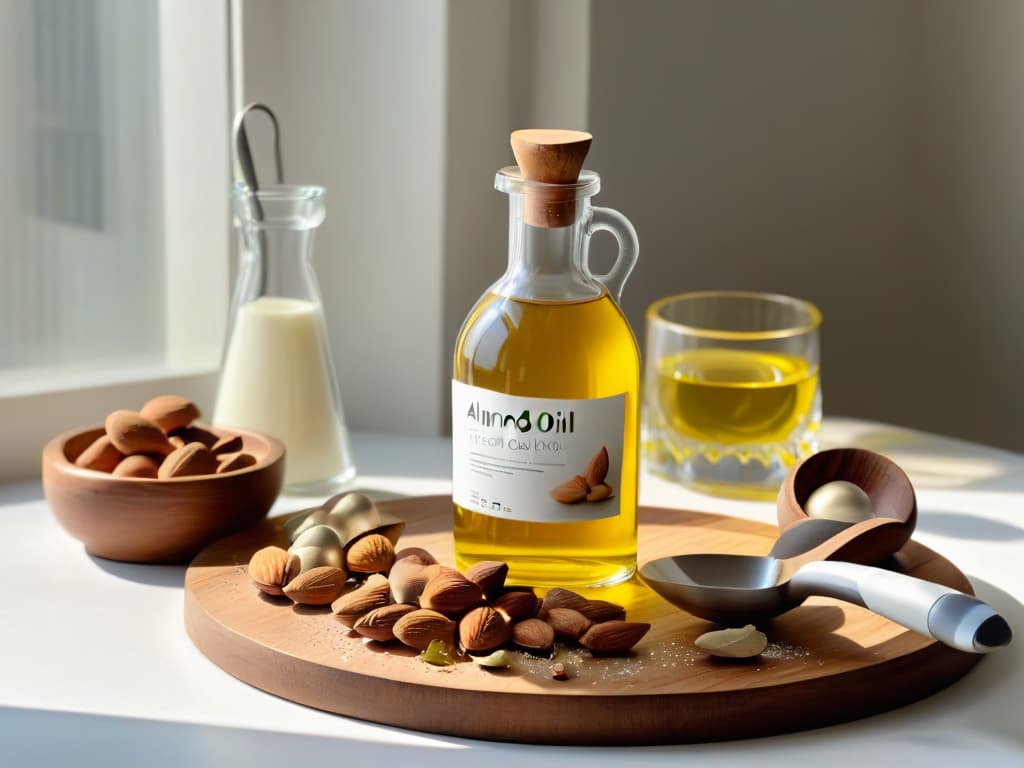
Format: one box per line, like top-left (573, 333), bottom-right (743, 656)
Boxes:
top-left (510, 129), bottom-right (592, 227)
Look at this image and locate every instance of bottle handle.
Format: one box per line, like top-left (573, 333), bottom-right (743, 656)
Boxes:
top-left (587, 206), bottom-right (639, 303)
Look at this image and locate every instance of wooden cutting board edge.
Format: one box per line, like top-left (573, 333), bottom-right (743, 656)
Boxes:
top-left (183, 496), bottom-right (983, 745)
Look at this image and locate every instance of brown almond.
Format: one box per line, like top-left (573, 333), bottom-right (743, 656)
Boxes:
top-left (112, 454), bottom-right (160, 479)
top-left (549, 475), bottom-right (589, 504)
top-left (540, 587), bottom-right (589, 617)
top-left (171, 425), bottom-right (218, 448)
top-left (419, 567), bottom-right (484, 617)
top-left (493, 589), bottom-right (540, 623)
top-left (210, 433), bottom-right (243, 455)
top-left (158, 443), bottom-right (219, 479)
top-left (75, 434), bottom-right (124, 473)
top-left (459, 605), bottom-right (512, 653)
top-left (394, 547), bottom-right (437, 566)
top-left (389, 558), bottom-right (431, 605)
top-left (544, 607), bottom-right (593, 642)
top-left (248, 546), bottom-right (301, 596)
top-left (282, 566), bottom-right (347, 605)
top-left (217, 452), bottom-right (257, 473)
top-left (392, 609), bottom-right (457, 651)
top-left (579, 620), bottom-right (651, 654)
top-left (352, 604), bottom-right (417, 642)
top-left (105, 410), bottom-right (172, 456)
top-left (584, 446), bottom-right (610, 488)
top-left (346, 533), bottom-right (396, 574)
top-left (512, 618), bottom-right (555, 655)
top-left (331, 574), bottom-right (390, 626)
top-left (579, 598), bottom-right (627, 623)
top-left (464, 560), bottom-right (509, 598)
top-left (586, 483), bottom-right (614, 502)
top-left (140, 395), bottom-right (200, 434)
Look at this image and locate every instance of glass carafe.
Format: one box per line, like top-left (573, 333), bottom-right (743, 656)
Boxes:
top-left (451, 131), bottom-right (640, 588)
top-left (214, 183), bottom-right (355, 492)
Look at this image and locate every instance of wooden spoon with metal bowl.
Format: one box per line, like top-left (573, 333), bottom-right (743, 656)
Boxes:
top-left (777, 447), bottom-right (917, 564)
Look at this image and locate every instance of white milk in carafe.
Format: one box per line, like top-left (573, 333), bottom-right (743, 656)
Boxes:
top-left (213, 296), bottom-right (349, 487)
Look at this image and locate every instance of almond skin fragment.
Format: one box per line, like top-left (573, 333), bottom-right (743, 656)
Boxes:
top-left (544, 607), bottom-right (593, 642)
top-left (459, 605), bottom-right (512, 653)
top-left (75, 434), bottom-right (124, 473)
top-left (282, 566), bottom-right (347, 606)
top-left (112, 454), bottom-right (161, 479)
top-left (105, 410), bottom-right (173, 456)
top-left (331, 573), bottom-right (390, 627)
top-left (549, 475), bottom-right (589, 504)
top-left (353, 604), bottom-right (417, 642)
top-left (248, 546), bottom-right (301, 596)
top-left (139, 395), bottom-right (200, 434)
top-left (584, 446), bottom-right (610, 488)
top-left (393, 609), bottom-right (457, 651)
top-left (512, 618), bottom-right (555, 655)
top-left (579, 620), bottom-right (651, 654)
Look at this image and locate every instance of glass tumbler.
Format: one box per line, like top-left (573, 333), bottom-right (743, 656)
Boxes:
top-left (644, 291), bottom-right (822, 499)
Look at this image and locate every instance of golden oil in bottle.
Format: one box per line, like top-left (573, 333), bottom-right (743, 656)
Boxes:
top-left (451, 130), bottom-right (640, 588)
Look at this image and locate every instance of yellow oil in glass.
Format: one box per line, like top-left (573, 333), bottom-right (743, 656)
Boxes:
top-left (657, 348), bottom-right (819, 449)
top-left (453, 291), bottom-right (640, 588)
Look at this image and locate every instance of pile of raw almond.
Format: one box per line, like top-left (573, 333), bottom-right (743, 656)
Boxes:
top-left (74, 395), bottom-right (254, 479)
top-left (249, 492), bottom-right (650, 665)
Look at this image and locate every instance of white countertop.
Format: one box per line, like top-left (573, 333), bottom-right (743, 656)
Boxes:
top-left (2, 419), bottom-right (1022, 766)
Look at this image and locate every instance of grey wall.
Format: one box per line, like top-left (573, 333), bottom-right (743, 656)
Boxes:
top-left (583, 1), bottom-right (1023, 451)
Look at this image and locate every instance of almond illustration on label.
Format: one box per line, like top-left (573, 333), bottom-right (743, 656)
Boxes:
top-left (549, 446), bottom-right (614, 505)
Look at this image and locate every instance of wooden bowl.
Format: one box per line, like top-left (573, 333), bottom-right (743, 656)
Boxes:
top-left (777, 448), bottom-right (917, 564)
top-left (42, 425), bottom-right (285, 563)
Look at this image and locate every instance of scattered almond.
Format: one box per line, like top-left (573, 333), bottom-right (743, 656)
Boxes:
top-left (584, 446), bottom-right (609, 488)
top-left (248, 546), bottom-right (301, 596)
top-left (158, 442), bottom-right (219, 479)
top-left (459, 605), bottom-right (512, 653)
top-left (331, 574), bottom-right (390, 627)
top-left (694, 624), bottom-right (767, 659)
top-left (112, 454), bottom-right (160, 479)
top-left (346, 533), bottom-right (396, 574)
top-left (419, 567), bottom-right (484, 617)
top-left (579, 620), bottom-right (650, 654)
top-left (288, 525), bottom-right (344, 573)
top-left (464, 560), bottom-right (509, 598)
top-left (493, 589), bottom-right (540, 623)
top-left (512, 618), bottom-right (554, 655)
top-left (353, 604), bottom-right (417, 642)
top-left (105, 410), bottom-right (172, 457)
top-left (539, 587), bottom-right (590, 617)
top-left (544, 607), bottom-right (593, 641)
top-left (282, 566), bottom-right (347, 605)
top-left (393, 609), bottom-right (457, 651)
top-left (579, 598), bottom-right (627, 623)
top-left (75, 434), bottom-right (124, 472)
top-left (549, 475), bottom-right (589, 504)
top-left (389, 558), bottom-right (431, 605)
top-left (585, 483), bottom-right (614, 502)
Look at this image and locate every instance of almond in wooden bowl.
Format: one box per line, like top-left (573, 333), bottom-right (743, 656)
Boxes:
top-left (42, 424), bottom-right (285, 563)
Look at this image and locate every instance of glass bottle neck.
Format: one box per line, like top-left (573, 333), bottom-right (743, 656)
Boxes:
top-left (494, 194), bottom-right (603, 302)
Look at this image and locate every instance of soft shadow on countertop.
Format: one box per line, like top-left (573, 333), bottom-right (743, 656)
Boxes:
top-left (88, 553), bottom-right (186, 588)
top-left (914, 511), bottom-right (1024, 541)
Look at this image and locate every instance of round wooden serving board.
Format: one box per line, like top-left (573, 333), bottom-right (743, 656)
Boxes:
top-left (184, 496), bottom-right (982, 745)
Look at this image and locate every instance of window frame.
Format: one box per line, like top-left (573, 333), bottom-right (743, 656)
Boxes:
top-left (0, 0), bottom-right (231, 482)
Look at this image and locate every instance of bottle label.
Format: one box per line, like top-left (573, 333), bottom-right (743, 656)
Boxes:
top-left (451, 380), bottom-right (625, 522)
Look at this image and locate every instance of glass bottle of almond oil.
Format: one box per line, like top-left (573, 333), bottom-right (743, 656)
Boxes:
top-left (452, 129), bottom-right (640, 588)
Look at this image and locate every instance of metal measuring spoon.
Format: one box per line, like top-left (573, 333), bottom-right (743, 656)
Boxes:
top-left (640, 517), bottom-right (1012, 654)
